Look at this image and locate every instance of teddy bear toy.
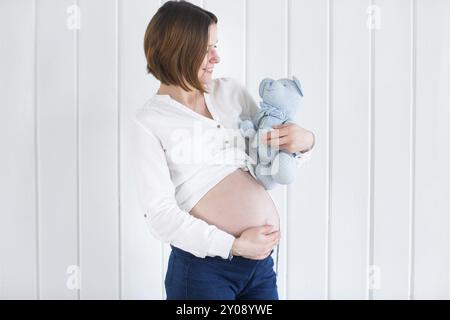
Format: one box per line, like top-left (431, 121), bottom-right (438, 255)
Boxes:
top-left (239, 76), bottom-right (304, 190)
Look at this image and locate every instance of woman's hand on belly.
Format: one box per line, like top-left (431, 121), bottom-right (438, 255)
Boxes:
top-left (231, 224), bottom-right (281, 260)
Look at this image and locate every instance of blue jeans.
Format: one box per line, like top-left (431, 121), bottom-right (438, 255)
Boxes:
top-left (165, 245), bottom-right (279, 300)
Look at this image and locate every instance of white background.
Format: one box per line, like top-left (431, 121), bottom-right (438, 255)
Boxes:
top-left (1, 0), bottom-right (449, 299)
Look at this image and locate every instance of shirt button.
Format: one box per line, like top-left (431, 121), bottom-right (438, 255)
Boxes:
top-left (144, 214), bottom-right (147, 218)
top-left (216, 124), bottom-right (221, 128)
top-left (224, 140), bottom-right (229, 144)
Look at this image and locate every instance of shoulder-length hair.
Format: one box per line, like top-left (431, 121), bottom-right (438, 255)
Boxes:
top-left (144, 0), bottom-right (218, 94)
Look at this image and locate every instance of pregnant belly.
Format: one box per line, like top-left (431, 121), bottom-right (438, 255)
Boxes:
top-left (189, 168), bottom-right (280, 238)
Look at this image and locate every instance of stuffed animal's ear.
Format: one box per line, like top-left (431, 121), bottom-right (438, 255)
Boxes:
top-left (259, 78), bottom-right (273, 98)
top-left (292, 76), bottom-right (304, 96)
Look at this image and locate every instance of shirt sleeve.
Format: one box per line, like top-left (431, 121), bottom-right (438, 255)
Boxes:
top-left (232, 77), bottom-right (314, 168)
top-left (293, 131), bottom-right (315, 168)
top-left (294, 148), bottom-right (313, 168)
top-left (133, 116), bottom-right (236, 259)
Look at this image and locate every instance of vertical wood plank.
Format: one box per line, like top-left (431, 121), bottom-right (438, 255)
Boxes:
top-left (36, 0), bottom-right (79, 299)
top-left (287, 0), bottom-right (328, 299)
top-left (78, 0), bottom-right (120, 299)
top-left (0, 0), bottom-right (38, 299)
top-left (247, 0), bottom-right (289, 299)
top-left (371, 0), bottom-right (412, 299)
top-left (414, 0), bottom-right (450, 299)
top-left (120, 0), bottom-right (163, 299)
top-left (329, 0), bottom-right (371, 299)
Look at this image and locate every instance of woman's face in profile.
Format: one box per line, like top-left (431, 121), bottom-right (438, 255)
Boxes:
top-left (198, 23), bottom-right (220, 84)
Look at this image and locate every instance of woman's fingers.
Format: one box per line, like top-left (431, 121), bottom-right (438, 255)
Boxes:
top-left (246, 246), bottom-right (274, 260)
top-left (266, 231), bottom-right (280, 242)
top-left (265, 127), bottom-right (290, 140)
top-left (264, 136), bottom-right (289, 148)
top-left (259, 224), bottom-right (275, 234)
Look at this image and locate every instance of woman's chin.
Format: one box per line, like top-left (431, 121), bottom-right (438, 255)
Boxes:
top-left (201, 74), bottom-right (213, 84)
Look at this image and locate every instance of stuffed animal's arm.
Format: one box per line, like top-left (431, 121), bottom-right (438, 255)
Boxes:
top-left (239, 119), bottom-right (256, 139)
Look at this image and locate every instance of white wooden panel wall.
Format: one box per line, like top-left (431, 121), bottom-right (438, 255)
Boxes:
top-left (0, 0), bottom-right (37, 299)
top-left (78, 0), bottom-right (119, 299)
top-left (288, 0), bottom-right (328, 299)
top-left (329, 0), bottom-right (371, 299)
top-left (0, 0), bottom-right (449, 300)
top-left (414, 0), bottom-right (450, 299)
top-left (372, 0), bottom-right (412, 299)
top-left (36, 0), bottom-right (79, 299)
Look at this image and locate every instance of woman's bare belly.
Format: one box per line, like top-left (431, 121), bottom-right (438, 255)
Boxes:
top-left (189, 168), bottom-right (280, 238)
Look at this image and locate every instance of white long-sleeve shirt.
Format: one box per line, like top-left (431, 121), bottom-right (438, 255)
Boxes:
top-left (133, 77), bottom-right (312, 259)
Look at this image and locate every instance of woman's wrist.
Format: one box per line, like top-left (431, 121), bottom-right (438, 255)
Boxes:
top-left (301, 131), bottom-right (315, 153)
top-left (231, 238), bottom-right (242, 257)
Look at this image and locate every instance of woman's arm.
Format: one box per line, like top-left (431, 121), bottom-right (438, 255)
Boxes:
top-left (263, 122), bottom-right (315, 168)
top-left (133, 118), bottom-right (235, 259)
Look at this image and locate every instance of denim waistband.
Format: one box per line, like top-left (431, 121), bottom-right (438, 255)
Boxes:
top-left (170, 244), bottom-right (273, 263)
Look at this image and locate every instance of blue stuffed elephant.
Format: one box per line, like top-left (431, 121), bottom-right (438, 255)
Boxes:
top-left (239, 76), bottom-right (304, 190)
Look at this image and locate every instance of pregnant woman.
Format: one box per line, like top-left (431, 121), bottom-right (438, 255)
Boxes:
top-left (134, 1), bottom-right (315, 300)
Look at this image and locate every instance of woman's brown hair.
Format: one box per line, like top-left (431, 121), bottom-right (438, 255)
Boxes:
top-left (144, 0), bottom-right (218, 94)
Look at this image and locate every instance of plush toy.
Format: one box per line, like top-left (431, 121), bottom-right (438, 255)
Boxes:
top-left (239, 76), bottom-right (304, 190)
